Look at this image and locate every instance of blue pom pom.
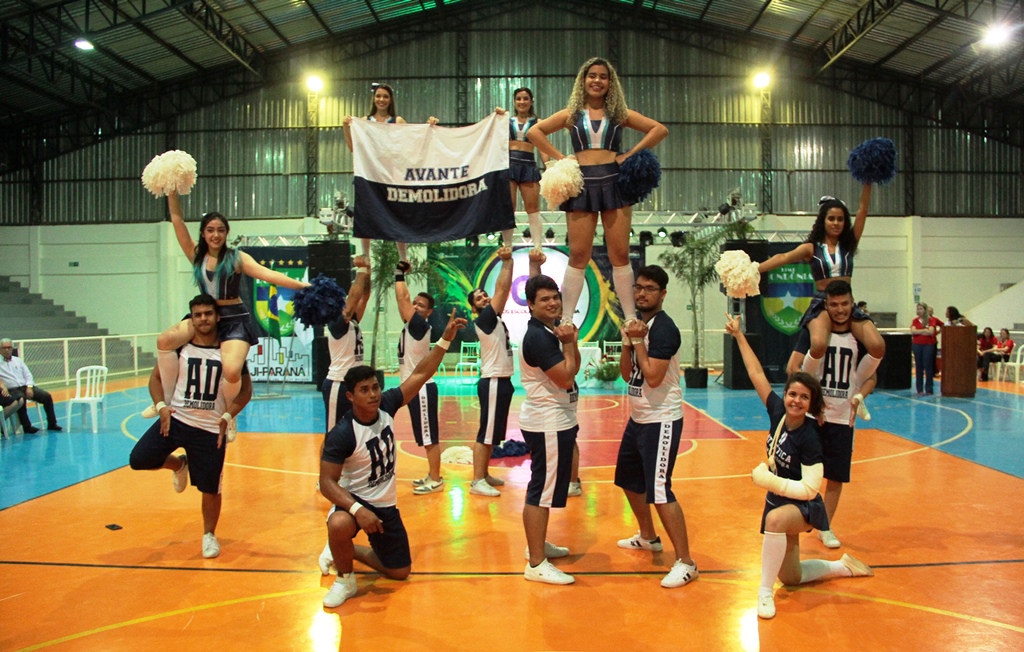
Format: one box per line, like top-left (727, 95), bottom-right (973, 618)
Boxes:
top-left (292, 275), bottom-right (347, 327)
top-left (491, 439), bottom-right (530, 459)
top-left (617, 149), bottom-right (662, 205)
top-left (847, 137), bottom-right (898, 185)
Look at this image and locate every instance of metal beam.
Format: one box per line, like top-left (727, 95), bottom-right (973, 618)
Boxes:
top-left (816, 0), bottom-right (903, 73)
top-left (180, 1), bottom-right (264, 77)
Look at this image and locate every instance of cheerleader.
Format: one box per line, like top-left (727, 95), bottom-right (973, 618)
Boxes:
top-left (757, 185), bottom-right (884, 391)
top-left (528, 57), bottom-right (667, 326)
top-left (507, 87), bottom-right (549, 248)
top-left (725, 313), bottom-right (873, 619)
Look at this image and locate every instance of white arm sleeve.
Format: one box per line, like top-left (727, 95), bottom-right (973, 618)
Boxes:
top-left (767, 462), bottom-right (824, 501)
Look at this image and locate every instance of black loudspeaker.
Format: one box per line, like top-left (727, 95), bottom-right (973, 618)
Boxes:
top-left (308, 240), bottom-right (352, 387)
top-left (312, 335), bottom-right (331, 388)
top-left (877, 333), bottom-right (912, 390)
top-left (307, 240), bottom-right (353, 289)
top-left (724, 332), bottom-right (761, 389)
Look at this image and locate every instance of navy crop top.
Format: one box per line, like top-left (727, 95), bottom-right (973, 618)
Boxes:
top-left (809, 242), bottom-right (854, 282)
top-left (568, 111), bottom-right (622, 153)
top-left (510, 116), bottom-right (537, 141)
top-left (194, 253), bottom-right (242, 300)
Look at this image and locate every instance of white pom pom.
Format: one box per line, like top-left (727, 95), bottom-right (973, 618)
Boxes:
top-left (539, 158), bottom-right (584, 209)
top-left (141, 150), bottom-right (198, 197)
top-left (715, 250), bottom-right (762, 298)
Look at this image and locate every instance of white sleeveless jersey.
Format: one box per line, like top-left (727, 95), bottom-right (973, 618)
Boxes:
top-left (816, 330), bottom-right (863, 425)
top-left (171, 343), bottom-right (230, 434)
top-left (327, 319), bottom-right (364, 381)
top-left (398, 313), bottom-right (433, 382)
top-left (475, 305), bottom-right (514, 378)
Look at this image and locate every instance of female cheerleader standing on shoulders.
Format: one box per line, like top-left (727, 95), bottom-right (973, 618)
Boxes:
top-left (725, 313), bottom-right (873, 619)
top-left (507, 87), bottom-right (549, 249)
top-left (528, 57), bottom-right (667, 326)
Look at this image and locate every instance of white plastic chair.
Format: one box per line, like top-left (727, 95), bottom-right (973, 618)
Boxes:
top-left (996, 346), bottom-right (1024, 383)
top-left (455, 341), bottom-right (480, 376)
top-left (66, 366), bottom-right (108, 433)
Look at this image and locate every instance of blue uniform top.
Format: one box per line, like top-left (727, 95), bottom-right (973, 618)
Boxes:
top-left (568, 111), bottom-right (622, 153)
top-left (193, 251), bottom-right (242, 300)
top-left (809, 242), bottom-right (854, 282)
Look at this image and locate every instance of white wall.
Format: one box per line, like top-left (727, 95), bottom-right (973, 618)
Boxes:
top-left (2, 215), bottom-right (1022, 359)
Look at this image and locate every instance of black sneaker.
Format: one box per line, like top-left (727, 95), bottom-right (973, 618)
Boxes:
top-left (23, 425), bottom-right (39, 434)
top-left (48, 424), bottom-right (63, 432)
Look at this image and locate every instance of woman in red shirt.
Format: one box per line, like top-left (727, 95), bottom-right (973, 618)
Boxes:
top-left (980, 328), bottom-right (1015, 381)
top-left (977, 327), bottom-right (998, 380)
top-left (910, 303), bottom-right (941, 395)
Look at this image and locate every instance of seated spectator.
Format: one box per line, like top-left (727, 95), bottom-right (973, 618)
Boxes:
top-left (977, 327), bottom-right (998, 379)
top-left (0, 338), bottom-right (62, 433)
top-left (2, 391), bottom-right (25, 423)
top-left (856, 300), bottom-right (869, 316)
top-left (980, 328), bottom-right (1015, 382)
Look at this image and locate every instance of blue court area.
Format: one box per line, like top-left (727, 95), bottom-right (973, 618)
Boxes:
top-left (3, 376), bottom-right (1023, 510)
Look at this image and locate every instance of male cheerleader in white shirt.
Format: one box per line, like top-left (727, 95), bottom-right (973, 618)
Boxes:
top-left (319, 309), bottom-right (466, 607)
top-left (615, 265), bottom-right (698, 588)
top-left (128, 294), bottom-right (253, 559)
top-left (466, 245), bottom-right (515, 497)
top-left (787, 280), bottom-right (877, 550)
top-left (520, 268), bottom-right (582, 585)
top-left (394, 261), bottom-right (445, 495)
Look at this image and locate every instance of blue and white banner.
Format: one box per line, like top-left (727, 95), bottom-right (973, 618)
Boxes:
top-left (352, 112), bottom-right (515, 242)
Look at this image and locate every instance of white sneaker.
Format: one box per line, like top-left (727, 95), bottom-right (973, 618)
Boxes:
top-left (469, 479), bottom-right (500, 496)
top-left (524, 541), bottom-right (569, 561)
top-left (318, 542), bottom-right (334, 575)
top-left (225, 415), bottom-right (238, 443)
top-left (412, 474), bottom-right (432, 487)
top-left (757, 592), bottom-right (776, 619)
top-left (856, 399), bottom-right (872, 421)
top-left (840, 553), bottom-right (874, 577)
top-left (524, 559), bottom-right (575, 585)
top-left (661, 559), bottom-right (698, 588)
top-left (172, 455), bottom-right (188, 493)
top-left (617, 532), bottom-right (663, 552)
top-left (818, 530), bottom-right (841, 549)
top-left (323, 572), bottom-right (358, 607)
top-left (141, 404), bottom-right (159, 419)
top-left (567, 481), bottom-right (582, 497)
top-left (412, 477), bottom-right (444, 495)
top-left (202, 532), bottom-right (220, 559)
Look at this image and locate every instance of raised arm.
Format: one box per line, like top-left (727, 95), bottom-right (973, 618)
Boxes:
top-left (343, 256), bottom-right (371, 323)
top-left (238, 252), bottom-right (311, 290)
top-left (394, 261), bottom-right (416, 323)
top-left (725, 313), bottom-right (772, 405)
top-left (490, 246), bottom-right (514, 315)
top-left (758, 242), bottom-right (813, 275)
top-left (622, 320), bottom-right (669, 387)
top-left (167, 192), bottom-right (197, 261)
top-left (851, 183), bottom-right (872, 245)
top-left (526, 110), bottom-right (571, 161)
top-left (398, 310), bottom-right (467, 405)
top-left (528, 249), bottom-right (546, 278)
top-left (342, 116), bottom-right (354, 152)
top-left (619, 110), bottom-right (669, 162)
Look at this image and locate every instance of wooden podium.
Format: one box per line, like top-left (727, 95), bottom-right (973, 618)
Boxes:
top-left (941, 325), bottom-right (977, 398)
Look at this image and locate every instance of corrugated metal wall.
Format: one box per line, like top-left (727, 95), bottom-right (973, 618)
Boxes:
top-left (1, 5), bottom-right (1020, 225)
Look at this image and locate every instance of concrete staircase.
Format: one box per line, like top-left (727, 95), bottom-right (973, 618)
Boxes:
top-left (0, 275), bottom-right (109, 340)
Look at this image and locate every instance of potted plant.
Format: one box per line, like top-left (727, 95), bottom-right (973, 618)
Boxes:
top-left (366, 240), bottom-right (442, 383)
top-left (659, 221), bottom-right (756, 388)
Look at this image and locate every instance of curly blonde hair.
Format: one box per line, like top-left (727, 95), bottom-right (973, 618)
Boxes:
top-left (565, 57), bottom-right (629, 127)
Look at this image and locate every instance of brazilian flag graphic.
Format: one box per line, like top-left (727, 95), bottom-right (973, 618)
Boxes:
top-left (760, 263), bottom-right (814, 336)
top-left (252, 252), bottom-right (307, 340)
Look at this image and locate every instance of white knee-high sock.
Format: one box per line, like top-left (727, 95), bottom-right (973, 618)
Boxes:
top-left (799, 558), bottom-right (850, 583)
top-left (612, 264), bottom-right (637, 322)
top-left (360, 238), bottom-right (371, 259)
top-left (760, 531), bottom-right (787, 594)
top-left (527, 212), bottom-right (544, 249)
top-left (560, 266), bottom-right (586, 325)
top-left (501, 228), bottom-right (514, 247)
top-left (854, 354), bottom-right (882, 389)
top-left (801, 354), bottom-right (823, 375)
top-left (157, 350), bottom-right (179, 405)
top-left (396, 241), bottom-right (409, 262)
